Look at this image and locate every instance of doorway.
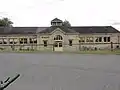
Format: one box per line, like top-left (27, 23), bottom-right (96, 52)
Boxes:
top-left (53, 35), bottom-right (63, 51)
top-left (54, 41), bottom-right (63, 51)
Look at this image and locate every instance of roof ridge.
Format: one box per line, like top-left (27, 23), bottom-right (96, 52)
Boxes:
top-left (71, 26), bottom-right (111, 27)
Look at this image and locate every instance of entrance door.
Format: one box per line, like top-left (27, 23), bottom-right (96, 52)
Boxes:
top-left (54, 41), bottom-right (63, 51)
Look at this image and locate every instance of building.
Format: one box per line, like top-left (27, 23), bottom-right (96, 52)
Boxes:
top-left (0, 18), bottom-right (120, 52)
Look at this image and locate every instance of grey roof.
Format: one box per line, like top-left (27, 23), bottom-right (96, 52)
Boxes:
top-left (0, 26), bottom-right (119, 35)
top-left (71, 26), bottom-right (120, 33)
top-left (36, 27), bottom-right (48, 33)
top-left (39, 26), bottom-right (120, 34)
top-left (39, 26), bottom-right (77, 33)
top-left (9, 27), bottom-right (38, 34)
top-left (0, 27), bottom-right (13, 34)
top-left (0, 27), bottom-right (48, 35)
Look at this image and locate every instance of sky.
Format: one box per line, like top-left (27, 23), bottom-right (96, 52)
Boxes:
top-left (0, 0), bottom-right (120, 30)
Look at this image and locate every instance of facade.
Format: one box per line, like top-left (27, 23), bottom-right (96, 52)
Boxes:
top-left (0, 18), bottom-right (120, 52)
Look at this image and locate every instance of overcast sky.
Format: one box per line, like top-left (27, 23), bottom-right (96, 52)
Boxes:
top-left (0, 0), bottom-right (120, 30)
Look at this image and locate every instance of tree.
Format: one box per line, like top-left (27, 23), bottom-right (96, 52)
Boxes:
top-left (0, 17), bottom-right (13, 27)
top-left (63, 20), bottom-right (71, 28)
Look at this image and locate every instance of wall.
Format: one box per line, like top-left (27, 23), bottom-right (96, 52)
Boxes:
top-left (63, 34), bottom-right (79, 51)
top-left (0, 30), bottom-right (119, 52)
top-left (63, 33), bottom-right (120, 51)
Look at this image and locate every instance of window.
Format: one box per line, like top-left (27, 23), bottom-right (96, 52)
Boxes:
top-left (13, 39), bottom-right (18, 44)
top-left (24, 38), bottom-right (27, 44)
top-left (95, 37), bottom-right (102, 42)
top-left (30, 38), bottom-right (33, 44)
top-left (9, 38), bottom-right (17, 44)
top-left (86, 37), bottom-right (93, 42)
top-left (19, 38), bottom-right (24, 44)
top-left (30, 38), bottom-right (37, 44)
top-left (108, 37), bottom-right (110, 42)
top-left (59, 42), bottom-right (62, 47)
top-left (104, 37), bottom-right (110, 42)
top-left (9, 39), bottom-right (14, 44)
top-left (19, 38), bottom-right (28, 44)
top-left (32, 38), bottom-right (37, 44)
top-left (104, 37), bottom-right (107, 42)
top-left (54, 35), bottom-right (63, 40)
top-left (3, 39), bottom-right (7, 44)
top-left (69, 39), bottom-right (72, 46)
top-left (34, 39), bottom-right (37, 44)
top-left (79, 37), bottom-right (85, 42)
top-left (54, 42), bottom-right (58, 47)
top-left (43, 40), bottom-right (47, 47)
top-left (99, 37), bottom-right (102, 42)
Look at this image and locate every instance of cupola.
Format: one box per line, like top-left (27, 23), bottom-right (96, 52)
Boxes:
top-left (51, 18), bottom-right (63, 26)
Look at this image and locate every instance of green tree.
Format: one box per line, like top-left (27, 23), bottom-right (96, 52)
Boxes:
top-left (0, 18), bottom-right (13, 27)
top-left (63, 20), bottom-right (71, 28)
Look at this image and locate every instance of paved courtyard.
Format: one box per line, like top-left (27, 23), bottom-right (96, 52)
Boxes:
top-left (0, 53), bottom-right (120, 90)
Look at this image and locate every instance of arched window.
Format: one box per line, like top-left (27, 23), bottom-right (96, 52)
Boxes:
top-left (54, 35), bottom-right (63, 40)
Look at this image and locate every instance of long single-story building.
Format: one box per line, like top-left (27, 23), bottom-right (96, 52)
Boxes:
top-left (0, 18), bottom-right (120, 52)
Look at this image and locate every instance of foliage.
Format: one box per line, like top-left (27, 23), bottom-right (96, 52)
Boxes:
top-left (0, 17), bottom-right (13, 27)
top-left (63, 20), bottom-right (71, 28)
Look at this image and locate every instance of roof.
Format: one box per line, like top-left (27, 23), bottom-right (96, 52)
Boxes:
top-left (51, 18), bottom-right (63, 22)
top-left (0, 27), bottom-right (48, 35)
top-left (39, 26), bottom-right (77, 33)
top-left (71, 26), bottom-right (120, 33)
top-left (40, 26), bottom-right (120, 34)
top-left (0, 26), bottom-right (119, 35)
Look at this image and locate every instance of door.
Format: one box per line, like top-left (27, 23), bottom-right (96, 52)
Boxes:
top-left (54, 41), bottom-right (63, 51)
